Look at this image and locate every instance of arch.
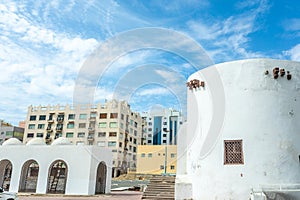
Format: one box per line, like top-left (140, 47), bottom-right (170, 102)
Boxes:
top-left (47, 160), bottom-right (68, 194)
top-left (95, 161), bottom-right (107, 194)
top-left (0, 159), bottom-right (12, 190)
top-left (19, 160), bottom-right (39, 192)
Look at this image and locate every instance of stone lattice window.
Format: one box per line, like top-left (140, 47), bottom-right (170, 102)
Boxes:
top-left (224, 140), bottom-right (244, 165)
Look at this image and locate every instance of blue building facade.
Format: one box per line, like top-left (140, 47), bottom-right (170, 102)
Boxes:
top-left (142, 108), bottom-right (183, 145)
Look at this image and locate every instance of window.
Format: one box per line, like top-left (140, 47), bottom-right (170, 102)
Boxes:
top-left (78, 123), bottom-right (86, 128)
top-left (134, 122), bottom-right (137, 128)
top-left (48, 114), bottom-right (54, 120)
top-left (148, 128), bottom-right (152, 131)
top-left (28, 124), bottom-right (35, 129)
top-left (148, 153), bottom-right (152, 158)
top-left (121, 114), bottom-right (124, 120)
top-left (133, 147), bottom-right (136, 153)
top-left (170, 165), bottom-right (175, 170)
top-left (97, 141), bottom-right (105, 147)
top-left (29, 115), bottom-right (36, 121)
top-left (130, 137), bottom-right (132, 142)
top-left (37, 133), bottom-right (43, 137)
top-left (120, 123), bottom-right (124, 129)
top-left (98, 122), bottom-right (107, 128)
top-left (66, 132), bottom-right (74, 138)
top-left (6, 131), bottom-right (13, 136)
top-left (109, 132), bottom-right (117, 137)
top-left (133, 138), bottom-right (137, 144)
top-left (108, 141), bottom-right (116, 147)
top-left (67, 123), bottom-right (74, 129)
top-left (163, 122), bottom-right (167, 125)
top-left (76, 141), bottom-right (84, 145)
top-left (148, 134), bottom-right (152, 137)
top-left (133, 155), bottom-right (136, 161)
top-left (57, 114), bottom-right (64, 121)
top-left (224, 140), bottom-right (244, 165)
top-left (98, 132), bottom-right (106, 137)
top-left (37, 124), bottom-right (45, 129)
top-left (39, 115), bottom-right (46, 120)
top-left (56, 124), bottom-right (63, 130)
top-left (163, 140), bottom-right (167, 143)
top-left (141, 153), bottom-right (145, 157)
top-left (148, 122), bottom-right (152, 126)
top-left (119, 142), bottom-right (122, 148)
top-left (130, 128), bottom-right (133, 133)
top-left (68, 114), bottom-right (75, 120)
top-left (147, 140), bottom-right (152, 143)
top-left (27, 133), bottom-right (34, 138)
top-left (99, 113), bottom-right (107, 119)
top-left (160, 165), bottom-right (164, 170)
top-left (134, 130), bottom-right (137, 136)
top-left (171, 153), bottom-right (176, 158)
top-left (110, 113), bottom-right (118, 119)
top-left (109, 122), bottom-right (118, 128)
top-left (112, 149), bottom-right (117, 152)
top-left (79, 114), bottom-right (87, 119)
top-left (77, 132), bottom-right (85, 138)
top-left (90, 113), bottom-right (97, 118)
top-left (119, 133), bottom-right (123, 139)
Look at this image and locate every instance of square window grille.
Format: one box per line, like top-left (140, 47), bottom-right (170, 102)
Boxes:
top-left (224, 140), bottom-right (244, 165)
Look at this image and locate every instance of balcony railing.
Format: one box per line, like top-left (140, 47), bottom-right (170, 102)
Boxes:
top-left (56, 127), bottom-right (63, 131)
top-left (57, 117), bottom-right (64, 122)
top-left (88, 127), bottom-right (95, 132)
top-left (89, 117), bottom-right (96, 121)
top-left (87, 135), bottom-right (94, 141)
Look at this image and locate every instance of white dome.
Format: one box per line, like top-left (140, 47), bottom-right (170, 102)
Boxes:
top-left (26, 138), bottom-right (46, 146)
top-left (51, 137), bottom-right (72, 145)
top-left (2, 138), bottom-right (23, 146)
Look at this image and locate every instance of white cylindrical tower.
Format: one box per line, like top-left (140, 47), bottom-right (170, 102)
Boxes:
top-left (176, 58), bottom-right (300, 199)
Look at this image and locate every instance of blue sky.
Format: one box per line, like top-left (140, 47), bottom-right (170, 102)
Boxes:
top-left (1, 0), bottom-right (300, 125)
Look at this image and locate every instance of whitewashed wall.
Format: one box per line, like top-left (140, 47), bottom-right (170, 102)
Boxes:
top-left (0, 143), bottom-right (112, 195)
top-left (176, 59), bottom-right (300, 199)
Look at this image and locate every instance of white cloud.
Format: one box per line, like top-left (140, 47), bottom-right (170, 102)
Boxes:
top-left (0, 1), bottom-right (100, 124)
top-left (186, 0), bottom-right (269, 61)
top-left (284, 44), bottom-right (300, 61)
top-left (154, 69), bottom-right (181, 83)
top-left (282, 18), bottom-right (300, 32)
top-left (136, 87), bottom-right (170, 96)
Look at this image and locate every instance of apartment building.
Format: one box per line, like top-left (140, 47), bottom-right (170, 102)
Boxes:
top-left (23, 100), bottom-right (143, 177)
top-left (137, 145), bottom-right (177, 174)
top-left (141, 108), bottom-right (183, 145)
top-left (0, 120), bottom-right (24, 144)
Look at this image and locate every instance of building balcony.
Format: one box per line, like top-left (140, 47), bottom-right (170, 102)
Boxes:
top-left (47, 119), bottom-right (54, 123)
top-left (89, 117), bottom-right (96, 121)
top-left (57, 118), bottom-right (64, 122)
top-left (56, 127), bottom-right (63, 132)
top-left (47, 129), bottom-right (53, 132)
top-left (88, 127), bottom-right (95, 132)
top-left (87, 135), bottom-right (94, 141)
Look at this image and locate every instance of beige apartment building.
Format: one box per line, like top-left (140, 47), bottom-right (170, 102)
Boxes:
top-left (137, 145), bottom-right (177, 175)
top-left (23, 100), bottom-right (143, 177)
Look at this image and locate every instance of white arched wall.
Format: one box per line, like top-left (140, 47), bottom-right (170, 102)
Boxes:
top-left (0, 145), bottom-right (112, 195)
top-left (176, 59), bottom-right (300, 199)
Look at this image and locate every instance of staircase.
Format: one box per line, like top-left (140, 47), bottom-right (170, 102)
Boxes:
top-left (142, 175), bottom-right (175, 200)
